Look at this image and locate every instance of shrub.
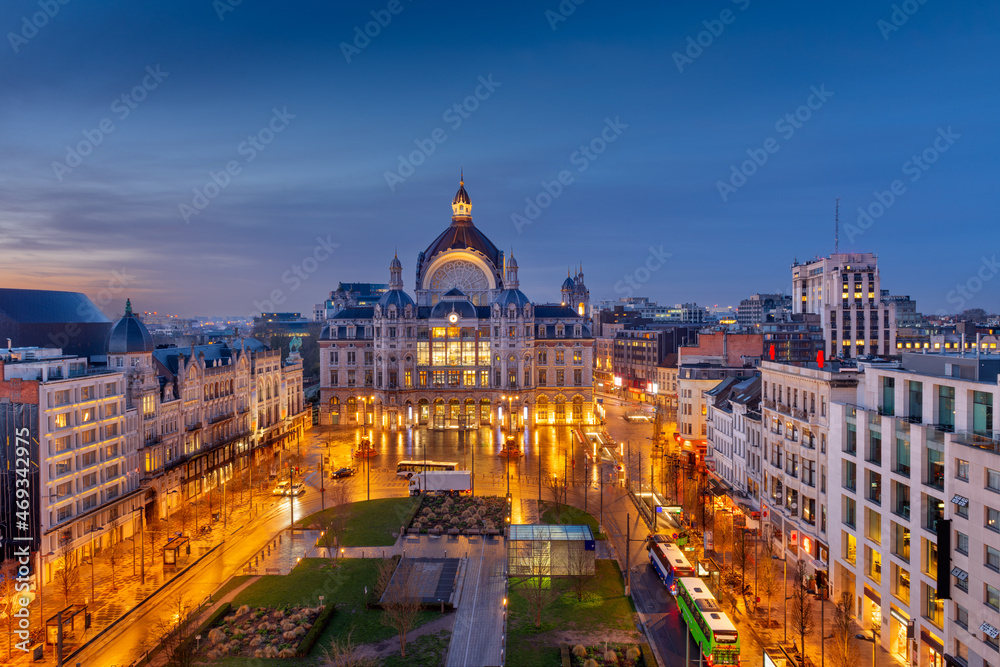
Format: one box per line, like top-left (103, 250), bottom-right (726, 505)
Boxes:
top-left (626, 646), bottom-right (640, 661)
top-left (236, 604), bottom-right (250, 616)
top-left (263, 645), bottom-right (280, 658)
top-left (295, 604), bottom-right (336, 657)
top-left (604, 650), bottom-right (619, 663)
top-left (583, 660), bottom-right (598, 667)
top-left (573, 644), bottom-right (587, 657)
top-left (208, 628), bottom-right (226, 644)
top-left (278, 648), bottom-right (297, 658)
top-left (249, 636), bottom-right (263, 647)
top-left (283, 630), bottom-right (297, 640)
top-left (207, 648), bottom-right (223, 660)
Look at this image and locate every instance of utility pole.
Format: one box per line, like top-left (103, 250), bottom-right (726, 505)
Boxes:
top-left (625, 514), bottom-right (631, 596)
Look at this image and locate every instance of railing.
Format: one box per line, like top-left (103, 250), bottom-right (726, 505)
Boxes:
top-left (952, 431), bottom-right (1000, 454)
top-left (905, 414), bottom-right (922, 424)
top-left (776, 403), bottom-right (791, 416)
top-left (763, 398), bottom-right (776, 409)
top-left (793, 407), bottom-right (808, 420)
top-left (930, 423), bottom-right (954, 433)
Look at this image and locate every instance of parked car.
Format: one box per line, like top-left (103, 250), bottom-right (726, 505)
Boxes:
top-left (331, 467), bottom-right (356, 479)
top-left (289, 483), bottom-right (306, 496)
top-left (272, 481), bottom-right (290, 496)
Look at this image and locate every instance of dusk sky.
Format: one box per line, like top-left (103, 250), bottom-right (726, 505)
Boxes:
top-left (1, 0), bottom-right (997, 318)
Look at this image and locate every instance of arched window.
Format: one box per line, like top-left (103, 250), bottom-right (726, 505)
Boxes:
top-left (536, 396), bottom-right (549, 422)
top-left (572, 396), bottom-right (584, 421)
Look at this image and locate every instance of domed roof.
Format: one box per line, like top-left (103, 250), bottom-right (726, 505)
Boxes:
top-left (377, 289), bottom-right (415, 309)
top-left (389, 253), bottom-right (402, 270)
top-left (562, 276), bottom-right (576, 290)
top-left (106, 299), bottom-right (154, 354)
top-left (429, 288), bottom-right (478, 320)
top-left (495, 288), bottom-right (530, 309)
top-left (452, 179), bottom-right (471, 206)
top-left (419, 177), bottom-right (502, 281)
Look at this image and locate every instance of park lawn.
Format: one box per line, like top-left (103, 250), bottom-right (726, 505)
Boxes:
top-left (217, 557), bottom-right (438, 666)
top-left (539, 501), bottom-right (607, 539)
top-left (297, 496), bottom-right (419, 546)
top-left (506, 559), bottom-right (637, 667)
top-left (212, 574), bottom-right (251, 601)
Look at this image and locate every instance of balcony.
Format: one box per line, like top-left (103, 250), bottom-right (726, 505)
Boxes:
top-left (952, 431), bottom-right (1000, 455)
top-left (763, 398), bottom-right (776, 410)
top-left (793, 407), bottom-right (808, 420)
top-left (776, 403), bottom-right (791, 416)
top-left (930, 423), bottom-right (954, 434)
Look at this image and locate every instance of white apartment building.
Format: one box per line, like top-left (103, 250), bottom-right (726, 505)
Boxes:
top-left (1, 348), bottom-right (143, 584)
top-left (829, 353), bottom-right (1000, 667)
top-left (706, 376), bottom-right (763, 505)
top-left (791, 252), bottom-right (898, 358)
top-left (760, 360), bottom-right (861, 576)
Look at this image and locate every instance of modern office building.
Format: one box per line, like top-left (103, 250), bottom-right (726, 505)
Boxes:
top-left (791, 252), bottom-right (899, 358)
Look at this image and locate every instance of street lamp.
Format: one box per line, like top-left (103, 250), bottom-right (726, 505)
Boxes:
top-left (86, 522), bottom-right (103, 606)
top-left (772, 552), bottom-right (789, 643)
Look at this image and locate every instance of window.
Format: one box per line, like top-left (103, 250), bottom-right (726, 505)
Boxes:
top-left (894, 437), bottom-right (911, 476)
top-left (54, 413), bottom-right (68, 429)
top-left (956, 531), bottom-right (969, 554)
top-left (555, 350), bottom-right (565, 365)
top-left (988, 468), bottom-right (1000, 493)
top-left (573, 351), bottom-right (582, 364)
top-left (988, 584), bottom-right (1000, 611)
top-left (868, 470), bottom-right (882, 504)
top-left (556, 370), bottom-right (564, 386)
top-left (988, 507), bottom-right (1000, 532)
top-left (866, 508), bottom-right (882, 543)
top-left (956, 496), bottom-right (969, 518)
top-left (867, 431), bottom-right (882, 465)
top-left (926, 445), bottom-right (944, 489)
top-left (573, 369), bottom-right (582, 386)
top-left (956, 603), bottom-right (969, 629)
top-left (938, 385), bottom-right (955, 430)
top-left (865, 545), bottom-right (882, 584)
top-left (926, 495), bottom-right (944, 531)
top-left (892, 563), bottom-right (910, 604)
top-left (105, 443), bottom-right (118, 459)
top-left (891, 522), bottom-right (910, 561)
top-left (925, 584), bottom-right (944, 627)
top-left (330, 371), bottom-right (338, 386)
top-left (538, 370), bottom-right (547, 386)
top-left (988, 545), bottom-right (1000, 572)
top-left (956, 458), bottom-right (969, 481)
top-left (844, 496), bottom-right (857, 528)
top-left (845, 423), bottom-right (856, 454)
top-left (82, 494), bottom-right (98, 511)
top-left (844, 460), bottom-right (857, 492)
top-left (53, 436), bottom-right (71, 454)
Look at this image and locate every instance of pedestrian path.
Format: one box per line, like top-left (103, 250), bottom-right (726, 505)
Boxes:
top-left (240, 529), bottom-right (321, 574)
top-left (446, 536), bottom-right (506, 667)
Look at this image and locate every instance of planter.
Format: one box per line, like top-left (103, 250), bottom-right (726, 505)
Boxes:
top-left (466, 528), bottom-right (480, 535)
top-left (448, 528), bottom-right (460, 535)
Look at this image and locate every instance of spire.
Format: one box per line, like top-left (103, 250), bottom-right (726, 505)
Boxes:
top-left (505, 251), bottom-right (519, 289)
top-left (451, 171), bottom-right (471, 218)
top-left (388, 252), bottom-right (404, 290)
top-left (125, 298), bottom-right (132, 316)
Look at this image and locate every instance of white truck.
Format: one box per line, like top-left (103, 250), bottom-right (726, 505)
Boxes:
top-left (408, 470), bottom-right (472, 496)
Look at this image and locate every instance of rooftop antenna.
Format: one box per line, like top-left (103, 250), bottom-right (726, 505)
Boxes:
top-left (834, 197), bottom-right (840, 254)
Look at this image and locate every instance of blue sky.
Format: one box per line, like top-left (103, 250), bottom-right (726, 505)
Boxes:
top-left (1, 0), bottom-right (997, 318)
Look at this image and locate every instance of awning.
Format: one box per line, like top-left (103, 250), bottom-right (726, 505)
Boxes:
top-left (810, 558), bottom-right (828, 572)
top-left (706, 479), bottom-right (726, 496)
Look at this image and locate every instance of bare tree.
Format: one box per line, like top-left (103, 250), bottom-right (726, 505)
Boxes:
top-left (511, 543), bottom-right (559, 628)
top-left (154, 591), bottom-right (195, 667)
top-left (757, 538), bottom-right (778, 631)
top-left (789, 560), bottom-right (814, 665)
top-left (0, 560), bottom-right (24, 659)
top-left (53, 540), bottom-right (80, 609)
top-left (714, 512), bottom-right (734, 566)
top-left (829, 590), bottom-right (860, 667)
top-left (566, 542), bottom-right (594, 601)
top-left (377, 558), bottom-right (422, 657)
top-left (321, 629), bottom-right (379, 667)
top-left (146, 516), bottom-right (162, 568)
top-left (105, 518), bottom-right (126, 591)
top-left (173, 502), bottom-right (193, 538)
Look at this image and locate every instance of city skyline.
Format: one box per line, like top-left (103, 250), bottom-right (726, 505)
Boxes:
top-left (2, 1), bottom-right (998, 315)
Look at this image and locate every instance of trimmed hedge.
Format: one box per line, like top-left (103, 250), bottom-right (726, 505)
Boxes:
top-left (295, 603), bottom-right (336, 657)
top-left (639, 641), bottom-right (656, 666)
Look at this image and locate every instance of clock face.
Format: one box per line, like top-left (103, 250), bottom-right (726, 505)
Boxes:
top-left (448, 313), bottom-right (459, 324)
top-left (428, 260), bottom-right (489, 293)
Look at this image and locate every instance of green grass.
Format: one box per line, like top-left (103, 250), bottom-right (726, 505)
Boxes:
top-left (297, 497), bottom-right (419, 546)
top-left (506, 559), bottom-right (636, 667)
top-left (212, 575), bottom-right (251, 601)
top-left (214, 557), bottom-right (438, 666)
top-left (539, 501), bottom-right (606, 539)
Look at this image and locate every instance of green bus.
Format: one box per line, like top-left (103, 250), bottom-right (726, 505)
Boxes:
top-left (676, 577), bottom-right (740, 666)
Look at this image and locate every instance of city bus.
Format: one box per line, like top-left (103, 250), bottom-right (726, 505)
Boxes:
top-left (675, 577), bottom-right (740, 666)
top-left (648, 542), bottom-right (694, 594)
top-left (396, 460), bottom-right (459, 478)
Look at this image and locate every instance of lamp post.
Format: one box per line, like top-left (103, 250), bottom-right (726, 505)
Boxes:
top-left (87, 522), bottom-right (103, 606)
top-left (855, 629), bottom-right (877, 667)
top-left (772, 552), bottom-right (788, 643)
top-left (131, 506), bottom-right (145, 585)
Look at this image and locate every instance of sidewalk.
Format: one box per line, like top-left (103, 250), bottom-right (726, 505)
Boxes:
top-left (11, 489), bottom-right (289, 666)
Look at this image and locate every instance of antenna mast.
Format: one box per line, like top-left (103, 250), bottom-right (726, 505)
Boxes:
top-left (834, 197), bottom-right (840, 254)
